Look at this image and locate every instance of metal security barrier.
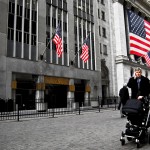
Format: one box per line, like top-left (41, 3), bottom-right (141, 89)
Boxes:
top-left (0, 97), bottom-right (118, 121)
top-left (106, 97), bottom-right (119, 110)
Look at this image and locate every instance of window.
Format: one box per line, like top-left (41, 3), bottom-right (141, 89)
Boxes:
top-left (63, 36), bottom-right (67, 53)
top-left (102, 27), bottom-right (106, 38)
top-left (100, 43), bottom-right (102, 54)
top-left (63, 11), bottom-right (67, 32)
top-left (16, 16), bottom-right (22, 30)
top-left (32, 21), bottom-right (36, 34)
top-left (99, 26), bottom-right (101, 36)
top-left (8, 14), bottom-right (14, 28)
top-left (7, 0), bottom-right (37, 59)
top-left (31, 35), bottom-right (36, 46)
top-left (58, 9), bottom-right (62, 20)
top-left (32, 10), bottom-right (37, 21)
top-left (101, 11), bottom-right (105, 21)
top-left (130, 67), bottom-right (134, 77)
top-left (24, 19), bottom-right (29, 32)
top-left (24, 33), bottom-right (29, 44)
top-left (101, 0), bottom-right (104, 5)
top-left (145, 70), bottom-right (148, 78)
top-left (25, 8), bottom-right (30, 19)
top-left (9, 1), bottom-right (15, 14)
top-left (103, 44), bottom-right (107, 55)
top-left (8, 28), bottom-right (14, 40)
top-left (16, 30), bottom-right (22, 42)
top-left (98, 9), bottom-right (100, 19)
top-left (17, 5), bottom-right (22, 17)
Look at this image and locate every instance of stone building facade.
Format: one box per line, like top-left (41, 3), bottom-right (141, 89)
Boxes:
top-left (0, 0), bottom-right (150, 110)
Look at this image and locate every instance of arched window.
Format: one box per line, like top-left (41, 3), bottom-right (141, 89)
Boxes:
top-left (130, 67), bottom-right (134, 77)
top-left (145, 70), bottom-right (148, 78)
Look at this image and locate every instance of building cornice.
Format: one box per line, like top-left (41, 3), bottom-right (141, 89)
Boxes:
top-left (125, 0), bottom-right (150, 18)
top-left (115, 57), bottom-right (150, 70)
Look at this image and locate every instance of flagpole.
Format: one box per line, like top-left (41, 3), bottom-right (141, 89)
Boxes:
top-left (136, 54), bottom-right (145, 62)
top-left (40, 33), bottom-right (55, 60)
top-left (70, 33), bottom-right (90, 65)
top-left (70, 46), bottom-right (82, 65)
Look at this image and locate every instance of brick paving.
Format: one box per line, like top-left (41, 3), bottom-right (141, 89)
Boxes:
top-left (0, 109), bottom-right (150, 150)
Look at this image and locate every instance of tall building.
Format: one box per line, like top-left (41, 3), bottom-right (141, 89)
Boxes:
top-left (112, 0), bottom-right (150, 96)
top-left (0, 0), bottom-right (150, 111)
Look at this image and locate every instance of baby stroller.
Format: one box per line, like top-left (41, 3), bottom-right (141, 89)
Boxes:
top-left (120, 97), bottom-right (150, 148)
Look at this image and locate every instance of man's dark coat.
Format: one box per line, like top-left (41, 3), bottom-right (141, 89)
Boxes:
top-left (119, 86), bottom-right (129, 105)
top-left (127, 75), bottom-right (150, 99)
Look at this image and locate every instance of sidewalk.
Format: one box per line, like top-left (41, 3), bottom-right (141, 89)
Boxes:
top-left (0, 109), bottom-right (149, 150)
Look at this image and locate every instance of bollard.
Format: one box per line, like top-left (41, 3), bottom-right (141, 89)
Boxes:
top-left (98, 96), bottom-right (100, 112)
top-left (16, 104), bottom-right (19, 121)
top-left (114, 99), bottom-right (116, 110)
top-left (79, 102), bottom-right (80, 115)
top-left (52, 107), bottom-right (55, 118)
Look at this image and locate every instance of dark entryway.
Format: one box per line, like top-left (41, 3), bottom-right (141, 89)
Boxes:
top-left (101, 85), bottom-right (107, 107)
top-left (45, 84), bottom-right (67, 108)
top-left (16, 80), bottom-right (36, 110)
top-left (74, 80), bottom-right (85, 107)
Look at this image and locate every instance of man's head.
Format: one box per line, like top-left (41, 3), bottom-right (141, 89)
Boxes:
top-left (123, 83), bottom-right (127, 87)
top-left (134, 67), bottom-right (142, 78)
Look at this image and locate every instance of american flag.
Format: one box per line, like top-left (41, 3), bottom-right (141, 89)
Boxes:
top-left (52, 25), bottom-right (63, 57)
top-left (80, 35), bottom-right (90, 63)
top-left (127, 10), bottom-right (150, 57)
top-left (144, 51), bottom-right (150, 67)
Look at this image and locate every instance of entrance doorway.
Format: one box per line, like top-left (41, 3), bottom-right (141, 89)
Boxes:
top-left (16, 80), bottom-right (36, 110)
top-left (74, 80), bottom-right (85, 107)
top-left (45, 84), bottom-right (67, 108)
top-left (102, 85), bottom-right (107, 106)
top-left (101, 59), bottom-right (109, 106)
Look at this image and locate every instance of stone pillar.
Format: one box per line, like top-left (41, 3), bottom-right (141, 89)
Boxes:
top-left (12, 74), bottom-right (16, 110)
top-left (84, 92), bottom-right (89, 106)
top-left (113, 0), bottom-right (128, 57)
top-left (84, 81), bottom-right (90, 106)
top-left (35, 75), bottom-right (47, 111)
top-left (67, 79), bottom-right (75, 109)
top-left (0, 0), bottom-right (8, 99)
top-left (113, 0), bottom-right (128, 95)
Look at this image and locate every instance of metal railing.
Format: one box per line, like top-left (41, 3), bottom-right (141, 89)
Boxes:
top-left (0, 97), bottom-right (119, 121)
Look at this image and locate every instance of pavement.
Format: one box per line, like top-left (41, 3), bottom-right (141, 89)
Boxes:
top-left (0, 109), bottom-right (150, 150)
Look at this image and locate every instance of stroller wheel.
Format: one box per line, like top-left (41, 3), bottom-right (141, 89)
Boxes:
top-left (149, 133), bottom-right (150, 144)
top-left (135, 139), bottom-right (140, 148)
top-left (121, 139), bottom-right (125, 145)
top-left (148, 131), bottom-right (150, 144)
top-left (137, 142), bottom-right (140, 148)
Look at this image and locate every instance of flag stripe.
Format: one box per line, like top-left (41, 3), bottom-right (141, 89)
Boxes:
top-left (130, 50), bottom-right (146, 56)
top-left (52, 25), bottom-right (63, 57)
top-left (80, 41), bottom-right (89, 63)
top-left (144, 51), bottom-right (150, 67)
top-left (127, 10), bottom-right (150, 57)
top-left (130, 33), bottom-right (150, 48)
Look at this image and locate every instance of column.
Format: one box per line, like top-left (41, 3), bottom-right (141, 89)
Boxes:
top-left (84, 81), bottom-right (90, 106)
top-left (113, 0), bottom-right (128, 95)
top-left (0, 0), bottom-right (8, 99)
top-left (12, 74), bottom-right (16, 110)
top-left (113, 0), bottom-right (128, 57)
top-left (67, 79), bottom-right (75, 109)
top-left (35, 75), bottom-right (47, 111)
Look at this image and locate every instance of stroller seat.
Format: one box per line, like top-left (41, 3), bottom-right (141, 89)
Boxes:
top-left (120, 98), bottom-right (150, 148)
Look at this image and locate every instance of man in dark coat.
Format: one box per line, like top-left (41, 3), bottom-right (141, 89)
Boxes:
top-left (119, 83), bottom-right (129, 117)
top-left (127, 67), bottom-right (150, 100)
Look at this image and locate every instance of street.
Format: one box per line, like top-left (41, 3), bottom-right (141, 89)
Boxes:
top-left (0, 109), bottom-right (150, 150)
